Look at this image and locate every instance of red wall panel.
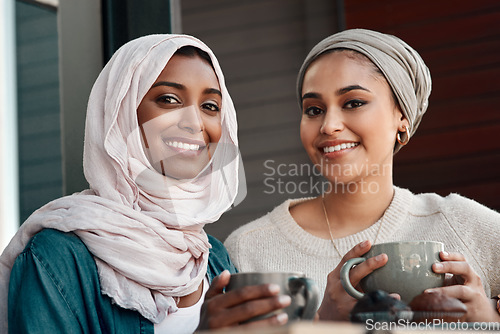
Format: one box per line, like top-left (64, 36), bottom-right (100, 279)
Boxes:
top-left (345, 0), bottom-right (500, 210)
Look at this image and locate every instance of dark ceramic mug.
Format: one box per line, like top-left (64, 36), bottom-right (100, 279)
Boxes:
top-left (225, 272), bottom-right (320, 322)
top-left (340, 241), bottom-right (445, 303)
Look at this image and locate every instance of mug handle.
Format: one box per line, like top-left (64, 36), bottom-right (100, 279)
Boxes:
top-left (289, 277), bottom-right (320, 320)
top-left (340, 258), bottom-right (366, 300)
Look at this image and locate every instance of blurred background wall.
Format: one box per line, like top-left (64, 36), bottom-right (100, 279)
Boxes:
top-left (1, 0), bottom-right (499, 252)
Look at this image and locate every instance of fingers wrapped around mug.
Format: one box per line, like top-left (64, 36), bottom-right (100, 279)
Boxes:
top-left (427, 252), bottom-right (500, 322)
top-left (343, 253), bottom-right (389, 292)
top-left (317, 240), bottom-right (388, 321)
top-left (198, 271), bottom-right (291, 330)
top-left (340, 240), bottom-right (389, 288)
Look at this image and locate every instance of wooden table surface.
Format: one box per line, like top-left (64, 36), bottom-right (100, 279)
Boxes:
top-left (197, 322), bottom-right (363, 334)
top-left (197, 321), bottom-right (500, 333)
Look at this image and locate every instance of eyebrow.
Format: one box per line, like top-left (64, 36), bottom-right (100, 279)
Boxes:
top-left (302, 84), bottom-right (371, 101)
top-left (204, 88), bottom-right (222, 97)
top-left (151, 81), bottom-right (222, 97)
top-left (152, 81), bottom-right (184, 89)
top-left (337, 85), bottom-right (370, 95)
top-left (302, 92), bottom-right (321, 100)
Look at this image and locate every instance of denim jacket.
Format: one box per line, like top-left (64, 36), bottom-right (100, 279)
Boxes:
top-left (8, 229), bottom-right (236, 333)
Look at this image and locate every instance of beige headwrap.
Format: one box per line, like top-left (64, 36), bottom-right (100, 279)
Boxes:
top-left (297, 28), bottom-right (432, 153)
top-left (0, 34), bottom-right (244, 329)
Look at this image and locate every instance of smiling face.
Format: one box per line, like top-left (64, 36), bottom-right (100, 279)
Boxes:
top-left (300, 50), bottom-right (408, 185)
top-left (137, 52), bottom-right (222, 180)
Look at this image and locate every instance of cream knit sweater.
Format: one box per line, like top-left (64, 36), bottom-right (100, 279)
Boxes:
top-left (224, 187), bottom-right (500, 300)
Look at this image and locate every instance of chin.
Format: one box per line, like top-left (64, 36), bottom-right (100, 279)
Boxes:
top-left (153, 153), bottom-right (210, 179)
top-left (163, 169), bottom-right (202, 180)
top-left (169, 164), bottom-right (209, 180)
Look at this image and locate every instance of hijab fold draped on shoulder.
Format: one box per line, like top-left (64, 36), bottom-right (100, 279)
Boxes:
top-left (0, 34), bottom-right (242, 327)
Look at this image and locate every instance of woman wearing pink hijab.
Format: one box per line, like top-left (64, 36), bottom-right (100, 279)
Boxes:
top-left (0, 34), bottom-right (290, 333)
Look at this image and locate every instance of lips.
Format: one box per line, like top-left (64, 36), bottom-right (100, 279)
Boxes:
top-left (322, 142), bottom-right (359, 153)
top-left (165, 140), bottom-right (201, 151)
top-left (161, 136), bottom-right (207, 154)
top-left (319, 140), bottom-right (359, 157)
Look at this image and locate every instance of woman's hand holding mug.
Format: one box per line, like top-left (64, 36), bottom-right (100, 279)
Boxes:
top-left (199, 270), bottom-right (319, 330)
top-left (427, 251), bottom-right (500, 323)
top-left (317, 240), bottom-right (388, 321)
top-left (198, 271), bottom-right (291, 330)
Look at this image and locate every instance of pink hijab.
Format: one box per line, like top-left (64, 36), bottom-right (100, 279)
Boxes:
top-left (0, 34), bottom-right (243, 328)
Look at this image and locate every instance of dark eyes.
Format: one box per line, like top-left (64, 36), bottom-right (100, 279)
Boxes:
top-left (303, 99), bottom-right (366, 117)
top-left (156, 95), bottom-right (220, 113)
top-left (344, 99), bottom-right (366, 109)
top-left (157, 95), bottom-right (180, 104)
top-left (202, 102), bottom-right (220, 112)
top-left (304, 106), bottom-right (323, 117)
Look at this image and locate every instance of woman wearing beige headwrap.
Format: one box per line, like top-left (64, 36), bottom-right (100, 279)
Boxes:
top-left (225, 29), bottom-right (500, 322)
top-left (0, 34), bottom-right (291, 333)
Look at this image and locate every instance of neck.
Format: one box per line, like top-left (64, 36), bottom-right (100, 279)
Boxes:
top-left (321, 176), bottom-right (394, 236)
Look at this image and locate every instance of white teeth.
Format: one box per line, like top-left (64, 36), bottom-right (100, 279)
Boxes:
top-left (323, 142), bottom-right (359, 153)
top-left (166, 141), bottom-right (201, 151)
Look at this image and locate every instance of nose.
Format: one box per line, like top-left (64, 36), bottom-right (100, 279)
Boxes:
top-left (320, 109), bottom-right (344, 135)
top-left (178, 105), bottom-right (204, 134)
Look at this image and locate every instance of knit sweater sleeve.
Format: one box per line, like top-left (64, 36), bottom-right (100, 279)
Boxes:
top-left (223, 230), bottom-right (243, 271)
top-left (440, 193), bottom-right (500, 297)
top-left (224, 215), bottom-right (272, 272)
